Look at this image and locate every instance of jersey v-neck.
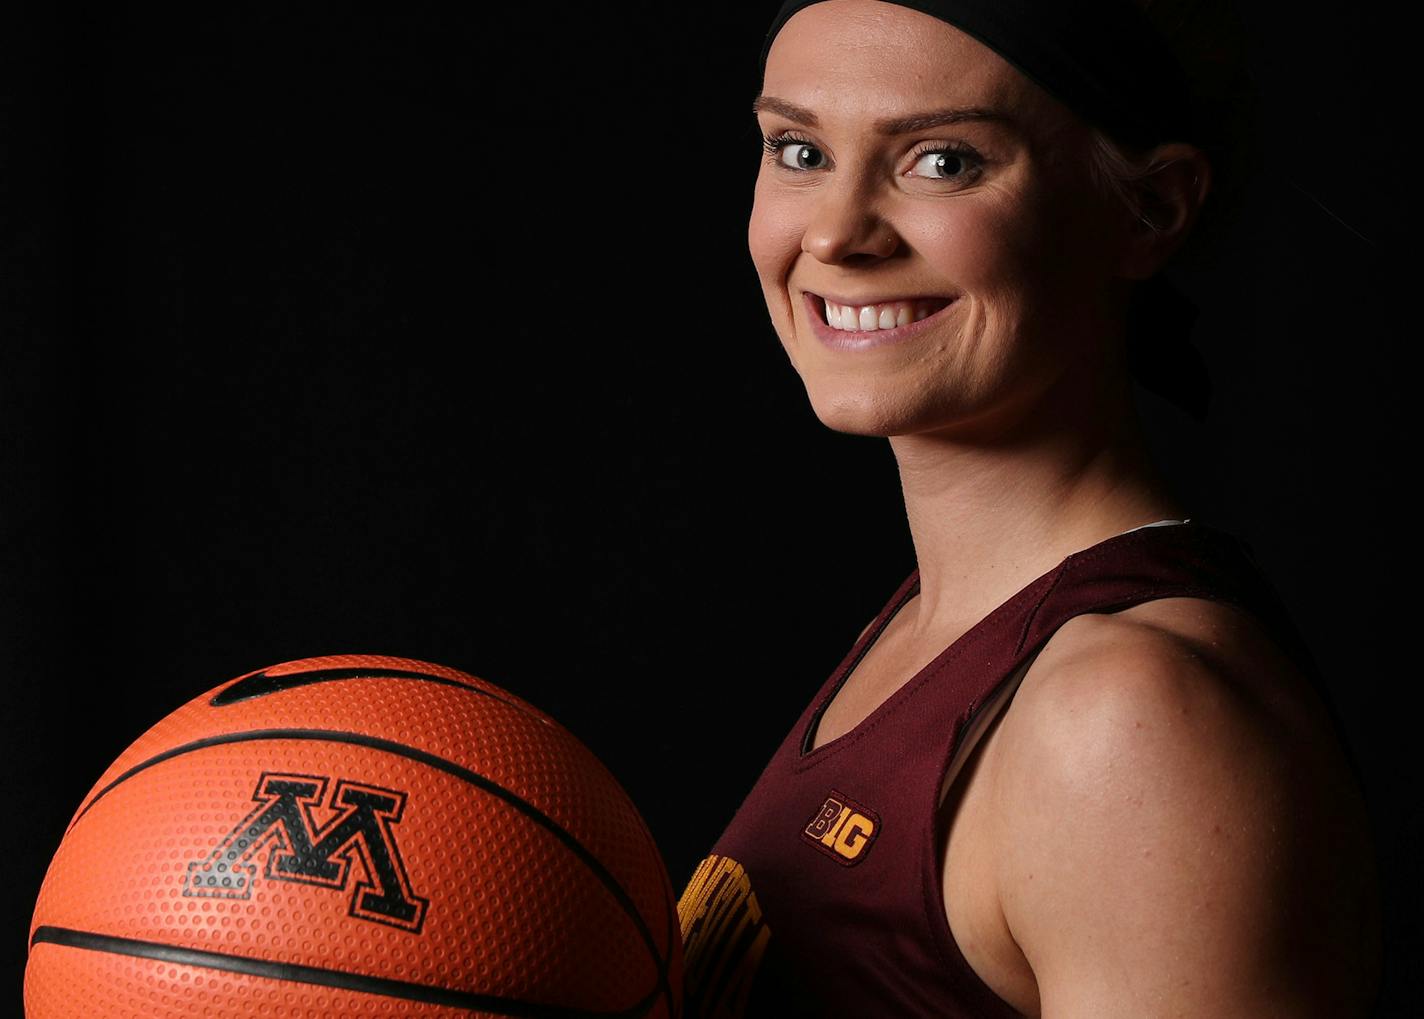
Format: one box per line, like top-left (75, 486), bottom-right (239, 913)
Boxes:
top-left (798, 518), bottom-right (1191, 760)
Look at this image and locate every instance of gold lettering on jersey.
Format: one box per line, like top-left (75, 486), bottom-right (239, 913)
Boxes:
top-left (801, 789), bottom-right (881, 865)
top-left (677, 853), bottom-right (772, 1019)
top-left (834, 812), bottom-right (875, 857)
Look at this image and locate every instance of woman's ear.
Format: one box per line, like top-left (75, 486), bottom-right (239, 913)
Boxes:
top-left (1118, 142), bottom-right (1213, 280)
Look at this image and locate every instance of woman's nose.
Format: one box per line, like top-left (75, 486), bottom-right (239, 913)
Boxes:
top-left (800, 185), bottom-right (899, 264)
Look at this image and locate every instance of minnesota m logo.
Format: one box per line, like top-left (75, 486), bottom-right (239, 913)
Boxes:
top-left (185, 771), bottom-right (429, 932)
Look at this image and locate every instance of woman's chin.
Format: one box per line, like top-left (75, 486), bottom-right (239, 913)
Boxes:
top-left (803, 379), bottom-right (1009, 441)
top-left (803, 386), bottom-right (932, 438)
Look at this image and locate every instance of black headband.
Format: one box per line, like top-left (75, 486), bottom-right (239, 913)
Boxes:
top-left (758, 0), bottom-right (1197, 149)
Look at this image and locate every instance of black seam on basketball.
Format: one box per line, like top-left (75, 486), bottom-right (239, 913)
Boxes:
top-left (65, 727), bottom-right (668, 996)
top-left (30, 925), bottom-right (662, 1018)
top-left (210, 665), bottom-right (541, 724)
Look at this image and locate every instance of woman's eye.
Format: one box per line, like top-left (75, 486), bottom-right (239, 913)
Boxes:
top-left (761, 133), bottom-right (826, 171)
top-left (909, 147), bottom-right (982, 182)
top-left (761, 131), bottom-right (982, 184)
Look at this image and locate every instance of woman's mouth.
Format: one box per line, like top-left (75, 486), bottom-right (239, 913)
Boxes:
top-left (803, 291), bottom-right (959, 351)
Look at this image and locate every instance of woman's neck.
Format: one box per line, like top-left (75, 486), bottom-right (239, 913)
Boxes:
top-left (887, 367), bottom-right (1186, 640)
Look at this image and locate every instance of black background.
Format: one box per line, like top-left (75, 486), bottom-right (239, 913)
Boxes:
top-left (2, 3), bottom-right (1413, 1015)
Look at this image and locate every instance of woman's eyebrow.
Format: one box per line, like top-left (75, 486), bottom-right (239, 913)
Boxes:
top-left (751, 94), bottom-right (1018, 134)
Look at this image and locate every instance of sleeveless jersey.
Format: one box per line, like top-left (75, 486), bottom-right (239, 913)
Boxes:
top-left (675, 518), bottom-right (1338, 1018)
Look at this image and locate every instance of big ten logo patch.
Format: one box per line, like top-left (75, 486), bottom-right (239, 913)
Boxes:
top-left (800, 790), bottom-right (880, 865)
top-left (184, 771), bottom-right (429, 933)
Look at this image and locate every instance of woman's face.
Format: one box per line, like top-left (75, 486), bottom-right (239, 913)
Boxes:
top-left (750, 0), bottom-right (1134, 439)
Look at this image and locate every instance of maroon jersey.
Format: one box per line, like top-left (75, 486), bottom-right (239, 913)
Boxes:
top-left (676, 519), bottom-right (1336, 1018)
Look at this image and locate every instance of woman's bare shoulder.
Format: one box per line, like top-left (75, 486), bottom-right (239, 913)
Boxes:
top-left (979, 598), bottom-right (1382, 1016)
top-left (1037, 595), bottom-right (1339, 738)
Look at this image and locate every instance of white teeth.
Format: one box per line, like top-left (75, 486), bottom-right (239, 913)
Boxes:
top-left (822, 297), bottom-right (949, 332)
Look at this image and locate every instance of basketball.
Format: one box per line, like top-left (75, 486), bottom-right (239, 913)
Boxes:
top-left (25, 653), bottom-right (683, 1018)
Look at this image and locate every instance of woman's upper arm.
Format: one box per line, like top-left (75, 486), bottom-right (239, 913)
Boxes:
top-left (987, 620), bottom-right (1378, 1018)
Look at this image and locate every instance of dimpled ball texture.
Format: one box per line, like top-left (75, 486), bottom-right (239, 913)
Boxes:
top-left (25, 653), bottom-right (683, 1018)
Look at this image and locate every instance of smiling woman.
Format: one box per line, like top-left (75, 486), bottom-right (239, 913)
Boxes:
top-left (673, 2), bottom-right (1382, 1018)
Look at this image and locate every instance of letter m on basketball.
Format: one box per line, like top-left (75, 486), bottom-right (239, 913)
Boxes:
top-left (185, 771), bottom-right (429, 932)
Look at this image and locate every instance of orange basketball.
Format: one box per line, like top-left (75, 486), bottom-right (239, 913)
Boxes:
top-left (25, 654), bottom-right (683, 1018)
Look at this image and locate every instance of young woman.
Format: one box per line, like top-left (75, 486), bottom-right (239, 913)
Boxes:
top-left (675, 2), bottom-right (1381, 1016)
